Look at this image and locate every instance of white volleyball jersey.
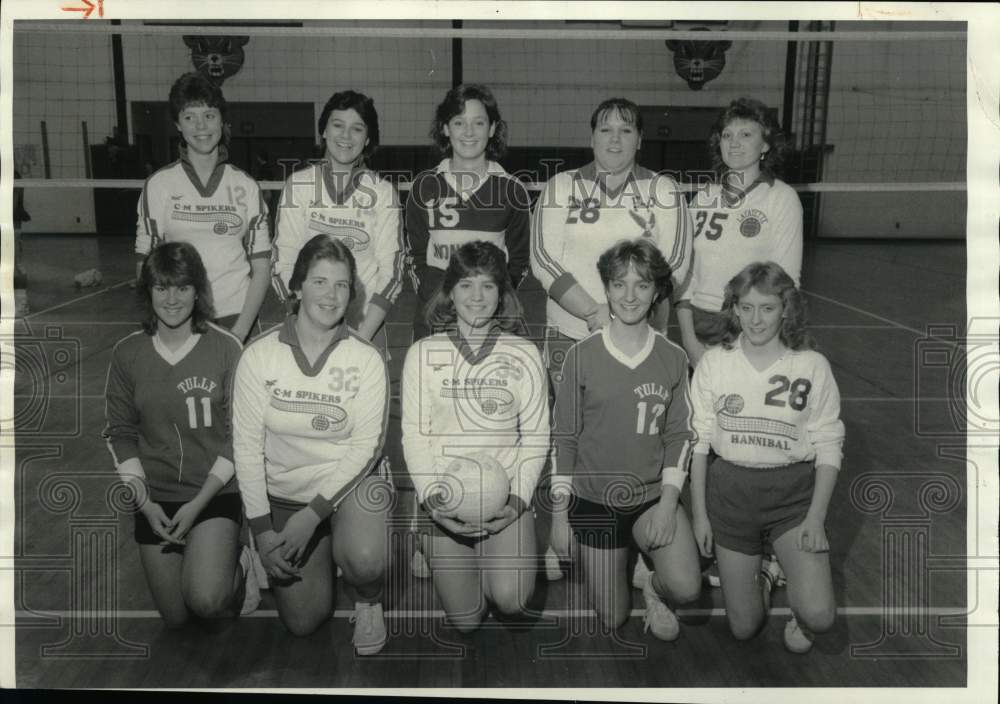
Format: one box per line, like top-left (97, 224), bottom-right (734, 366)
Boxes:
top-left (401, 328), bottom-right (550, 505)
top-left (690, 340), bottom-right (844, 469)
top-left (232, 316), bottom-right (389, 535)
top-left (680, 176), bottom-right (802, 312)
top-left (531, 163), bottom-right (693, 340)
top-left (136, 149), bottom-right (271, 318)
top-left (271, 163), bottom-right (405, 325)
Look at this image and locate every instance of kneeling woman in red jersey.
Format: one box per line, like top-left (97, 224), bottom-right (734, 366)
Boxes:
top-left (233, 235), bottom-right (392, 653)
top-left (104, 242), bottom-right (258, 626)
top-left (551, 238), bottom-right (701, 640)
top-left (401, 241), bottom-right (549, 632)
top-left (690, 261), bottom-right (844, 653)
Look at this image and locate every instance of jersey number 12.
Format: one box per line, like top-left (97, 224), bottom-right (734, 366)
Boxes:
top-left (636, 401), bottom-right (665, 434)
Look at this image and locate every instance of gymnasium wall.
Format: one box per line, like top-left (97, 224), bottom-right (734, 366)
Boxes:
top-left (12, 20), bottom-right (965, 238)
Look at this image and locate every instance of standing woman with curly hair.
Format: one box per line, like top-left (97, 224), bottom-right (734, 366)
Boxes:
top-left (406, 83), bottom-right (532, 342)
top-left (677, 97), bottom-right (803, 368)
top-left (272, 90), bottom-right (406, 348)
top-left (689, 261), bottom-right (844, 653)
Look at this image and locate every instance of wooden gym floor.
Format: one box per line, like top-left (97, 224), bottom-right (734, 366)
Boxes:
top-left (7, 234), bottom-right (973, 689)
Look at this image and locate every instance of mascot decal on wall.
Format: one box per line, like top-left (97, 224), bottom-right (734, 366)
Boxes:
top-left (665, 25), bottom-right (731, 91)
top-left (183, 35), bottom-right (249, 84)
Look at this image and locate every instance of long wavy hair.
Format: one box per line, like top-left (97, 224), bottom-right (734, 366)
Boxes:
top-left (425, 241), bottom-right (524, 334)
top-left (708, 97), bottom-right (787, 181)
top-left (720, 261), bottom-right (813, 351)
top-left (138, 242), bottom-right (215, 335)
top-left (430, 83), bottom-right (509, 162)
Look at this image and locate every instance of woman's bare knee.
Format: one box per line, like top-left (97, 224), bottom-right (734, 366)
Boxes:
top-left (281, 610), bottom-right (328, 637)
top-left (728, 614), bottom-right (765, 641)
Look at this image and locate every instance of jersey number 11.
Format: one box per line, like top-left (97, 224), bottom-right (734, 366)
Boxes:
top-left (185, 397), bottom-right (213, 428)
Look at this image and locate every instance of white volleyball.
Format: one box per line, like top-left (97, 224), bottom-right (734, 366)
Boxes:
top-left (440, 452), bottom-right (510, 523)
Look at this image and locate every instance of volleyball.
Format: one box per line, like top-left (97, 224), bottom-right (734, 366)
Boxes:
top-left (440, 452), bottom-right (510, 523)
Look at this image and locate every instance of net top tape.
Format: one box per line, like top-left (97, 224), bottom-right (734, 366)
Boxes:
top-left (12, 179), bottom-right (967, 193)
top-left (12, 22), bottom-right (967, 42)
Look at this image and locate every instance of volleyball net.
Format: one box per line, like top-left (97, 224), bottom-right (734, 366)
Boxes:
top-left (10, 19), bottom-right (967, 238)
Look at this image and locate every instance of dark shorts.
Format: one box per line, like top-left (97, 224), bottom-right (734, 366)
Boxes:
top-left (706, 457), bottom-right (815, 556)
top-left (267, 494), bottom-right (333, 565)
top-left (567, 495), bottom-right (659, 550)
top-left (134, 491), bottom-right (242, 545)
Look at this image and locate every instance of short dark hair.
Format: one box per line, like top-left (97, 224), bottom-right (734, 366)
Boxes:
top-left (138, 242), bottom-right (215, 335)
top-left (425, 241), bottom-right (524, 334)
top-left (317, 90), bottom-right (380, 161)
top-left (708, 97), bottom-right (786, 179)
top-left (597, 238), bottom-right (673, 319)
top-left (720, 261), bottom-right (813, 351)
top-left (288, 234), bottom-right (358, 309)
top-left (430, 83), bottom-right (508, 161)
top-left (168, 72), bottom-right (227, 123)
top-left (590, 97), bottom-right (643, 135)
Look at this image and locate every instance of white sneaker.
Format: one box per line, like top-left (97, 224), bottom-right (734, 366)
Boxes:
top-left (632, 555), bottom-right (652, 590)
top-left (351, 602), bottom-right (387, 656)
top-left (247, 535), bottom-right (269, 590)
top-left (238, 546), bottom-right (262, 616)
top-left (411, 549), bottom-right (431, 579)
top-left (704, 559), bottom-right (721, 588)
top-left (766, 555), bottom-right (787, 587)
top-left (784, 615), bottom-right (813, 653)
top-left (641, 573), bottom-right (680, 641)
top-left (760, 560), bottom-right (782, 614)
top-left (544, 546), bottom-right (564, 581)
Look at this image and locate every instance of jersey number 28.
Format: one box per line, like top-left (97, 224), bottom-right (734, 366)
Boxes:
top-left (764, 375), bottom-right (812, 411)
top-left (566, 198), bottom-right (600, 224)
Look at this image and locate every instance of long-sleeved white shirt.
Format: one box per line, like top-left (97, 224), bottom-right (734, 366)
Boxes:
top-left (232, 316), bottom-right (388, 535)
top-left (135, 147), bottom-right (271, 318)
top-left (530, 162), bottom-right (692, 340)
top-left (678, 176), bottom-right (803, 312)
top-left (271, 163), bottom-right (405, 325)
top-left (401, 328), bottom-right (550, 507)
top-left (691, 339), bottom-right (845, 469)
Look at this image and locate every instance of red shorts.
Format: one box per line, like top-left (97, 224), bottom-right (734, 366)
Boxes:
top-left (706, 457), bottom-right (815, 556)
